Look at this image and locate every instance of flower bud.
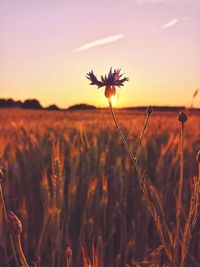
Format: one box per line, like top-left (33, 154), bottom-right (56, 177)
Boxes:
top-left (146, 105), bottom-right (153, 116)
top-left (105, 86), bottom-right (116, 99)
top-left (65, 246), bottom-right (72, 261)
top-left (178, 111), bottom-right (187, 124)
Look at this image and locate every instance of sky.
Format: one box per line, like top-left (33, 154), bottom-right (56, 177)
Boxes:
top-left (0, 0), bottom-right (200, 108)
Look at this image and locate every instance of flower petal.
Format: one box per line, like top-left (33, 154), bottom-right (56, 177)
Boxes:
top-left (86, 71), bottom-right (104, 87)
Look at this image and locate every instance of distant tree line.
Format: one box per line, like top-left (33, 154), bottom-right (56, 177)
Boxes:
top-left (0, 98), bottom-right (96, 111)
top-left (0, 98), bottom-right (42, 109)
top-left (0, 98), bottom-right (199, 112)
top-left (0, 98), bottom-right (63, 110)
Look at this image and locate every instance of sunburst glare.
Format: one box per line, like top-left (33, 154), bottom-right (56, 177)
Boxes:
top-left (110, 95), bottom-right (116, 105)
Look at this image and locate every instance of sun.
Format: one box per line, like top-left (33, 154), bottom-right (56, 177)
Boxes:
top-left (110, 95), bottom-right (116, 105)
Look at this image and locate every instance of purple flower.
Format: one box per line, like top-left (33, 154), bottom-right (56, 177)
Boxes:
top-left (86, 68), bottom-right (129, 99)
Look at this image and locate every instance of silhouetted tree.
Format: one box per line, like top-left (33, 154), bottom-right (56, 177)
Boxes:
top-left (46, 104), bottom-right (60, 111)
top-left (21, 99), bottom-right (42, 109)
top-left (0, 98), bottom-right (22, 108)
top-left (68, 103), bottom-right (96, 111)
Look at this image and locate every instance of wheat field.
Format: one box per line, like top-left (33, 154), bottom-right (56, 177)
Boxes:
top-left (0, 109), bottom-right (200, 267)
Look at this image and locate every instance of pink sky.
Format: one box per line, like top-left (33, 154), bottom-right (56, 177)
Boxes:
top-left (0, 0), bottom-right (199, 108)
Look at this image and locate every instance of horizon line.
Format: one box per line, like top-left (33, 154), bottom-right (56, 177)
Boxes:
top-left (0, 97), bottom-right (198, 110)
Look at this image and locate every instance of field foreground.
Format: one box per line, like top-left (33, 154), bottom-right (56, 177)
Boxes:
top-left (0, 109), bottom-right (200, 267)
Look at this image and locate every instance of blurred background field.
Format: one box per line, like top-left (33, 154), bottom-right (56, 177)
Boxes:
top-left (0, 109), bottom-right (200, 266)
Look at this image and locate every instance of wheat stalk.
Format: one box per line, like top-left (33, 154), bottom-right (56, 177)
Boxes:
top-left (0, 167), bottom-right (21, 267)
top-left (180, 151), bottom-right (200, 267)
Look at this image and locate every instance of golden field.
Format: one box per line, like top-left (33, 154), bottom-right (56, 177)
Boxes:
top-left (0, 109), bottom-right (200, 267)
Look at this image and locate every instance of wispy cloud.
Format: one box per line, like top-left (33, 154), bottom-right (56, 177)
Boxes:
top-left (137, 0), bottom-right (177, 4)
top-left (137, 0), bottom-right (195, 4)
top-left (161, 19), bottom-right (179, 29)
top-left (76, 34), bottom-right (124, 52)
top-left (160, 17), bottom-right (189, 30)
top-left (151, 17), bottom-right (188, 32)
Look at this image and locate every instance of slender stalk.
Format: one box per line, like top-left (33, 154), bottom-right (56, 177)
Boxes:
top-left (8, 211), bottom-right (29, 267)
top-left (65, 246), bottom-right (73, 267)
top-left (0, 183), bottom-right (8, 223)
top-left (66, 257), bottom-right (72, 267)
top-left (181, 160), bottom-right (200, 267)
top-left (192, 163), bottom-right (200, 227)
top-left (180, 184), bottom-right (195, 267)
top-left (174, 122), bottom-right (184, 265)
top-left (135, 111), bottom-right (151, 159)
top-left (14, 235), bottom-right (29, 267)
top-left (108, 100), bottom-right (172, 262)
top-left (0, 183), bottom-right (21, 267)
top-left (108, 101), bottom-right (136, 162)
top-left (36, 212), bottom-right (51, 266)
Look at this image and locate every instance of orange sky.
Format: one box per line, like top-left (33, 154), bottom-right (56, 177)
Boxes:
top-left (0, 0), bottom-right (199, 108)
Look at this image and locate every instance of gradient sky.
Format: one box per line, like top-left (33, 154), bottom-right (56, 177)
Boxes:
top-left (0, 0), bottom-right (199, 108)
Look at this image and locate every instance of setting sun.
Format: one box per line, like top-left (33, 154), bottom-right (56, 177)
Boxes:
top-left (110, 95), bottom-right (116, 105)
